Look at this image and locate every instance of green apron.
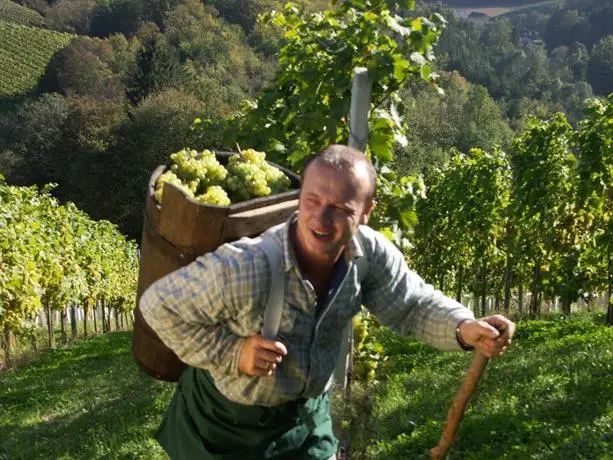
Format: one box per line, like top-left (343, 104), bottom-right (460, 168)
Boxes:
top-left (155, 367), bottom-right (338, 459)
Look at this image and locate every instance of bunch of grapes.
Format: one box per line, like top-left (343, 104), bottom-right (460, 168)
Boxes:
top-left (197, 149), bottom-right (228, 187)
top-left (154, 170), bottom-right (195, 203)
top-left (225, 149), bottom-right (291, 201)
top-left (261, 162), bottom-right (292, 194)
top-left (154, 148), bottom-right (292, 206)
top-left (226, 160), bottom-right (271, 201)
top-left (195, 186), bottom-right (231, 206)
top-left (168, 148), bottom-right (227, 192)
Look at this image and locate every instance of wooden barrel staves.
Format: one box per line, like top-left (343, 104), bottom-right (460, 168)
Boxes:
top-left (132, 152), bottom-right (300, 381)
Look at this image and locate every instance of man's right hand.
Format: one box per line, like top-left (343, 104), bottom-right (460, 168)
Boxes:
top-left (238, 335), bottom-right (288, 377)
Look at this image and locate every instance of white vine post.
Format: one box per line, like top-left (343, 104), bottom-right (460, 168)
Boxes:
top-left (334, 67), bottom-right (373, 390)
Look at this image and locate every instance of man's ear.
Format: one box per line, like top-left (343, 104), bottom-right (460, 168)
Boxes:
top-left (359, 199), bottom-right (376, 225)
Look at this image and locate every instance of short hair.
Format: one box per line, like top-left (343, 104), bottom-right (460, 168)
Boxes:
top-left (301, 145), bottom-right (377, 200)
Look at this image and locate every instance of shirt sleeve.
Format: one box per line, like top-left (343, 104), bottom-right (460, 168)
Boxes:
top-left (139, 243), bottom-right (264, 374)
top-left (360, 229), bottom-right (475, 351)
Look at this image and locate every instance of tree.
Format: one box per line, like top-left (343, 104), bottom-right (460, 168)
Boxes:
top-left (412, 147), bottom-right (511, 314)
top-left (510, 114), bottom-right (577, 317)
top-left (90, 0), bottom-right (145, 37)
top-left (207, 0), bottom-right (281, 33)
top-left (0, 93), bottom-right (70, 186)
top-left (508, 97), bottom-right (551, 132)
top-left (127, 25), bottom-right (183, 104)
top-left (106, 88), bottom-right (207, 237)
top-left (40, 37), bottom-right (126, 100)
top-left (457, 84), bottom-right (512, 153)
top-left (55, 96), bottom-right (128, 219)
top-left (163, 0), bottom-right (268, 110)
top-left (575, 96), bottom-right (613, 325)
top-left (520, 44), bottom-right (552, 100)
top-left (567, 42), bottom-right (590, 81)
top-left (544, 9), bottom-right (590, 51)
top-left (481, 18), bottom-right (515, 62)
top-left (588, 35), bottom-right (613, 96)
top-left (45, 0), bottom-right (97, 35)
top-left (394, 72), bottom-right (511, 176)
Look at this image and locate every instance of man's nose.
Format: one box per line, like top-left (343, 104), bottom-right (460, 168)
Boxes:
top-left (316, 205), bottom-right (333, 225)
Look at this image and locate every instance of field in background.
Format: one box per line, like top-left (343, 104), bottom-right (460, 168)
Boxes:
top-left (0, 0), bottom-right (44, 26)
top-left (0, 22), bottom-right (73, 98)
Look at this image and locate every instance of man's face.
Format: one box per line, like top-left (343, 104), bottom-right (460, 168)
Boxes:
top-left (295, 160), bottom-right (374, 264)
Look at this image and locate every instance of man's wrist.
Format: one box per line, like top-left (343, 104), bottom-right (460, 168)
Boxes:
top-left (456, 319), bottom-right (475, 351)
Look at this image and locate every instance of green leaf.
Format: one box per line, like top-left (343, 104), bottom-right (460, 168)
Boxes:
top-left (420, 63), bottom-right (431, 81)
top-left (369, 121), bottom-right (394, 163)
top-left (380, 227), bottom-right (395, 242)
top-left (400, 210), bottom-right (418, 228)
top-left (393, 55), bottom-right (411, 82)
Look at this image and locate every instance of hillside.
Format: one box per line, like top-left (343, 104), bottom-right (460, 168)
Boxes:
top-left (0, 0), bottom-right (43, 26)
top-left (0, 22), bottom-right (72, 98)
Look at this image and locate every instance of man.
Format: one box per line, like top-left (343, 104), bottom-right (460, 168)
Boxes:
top-left (140, 144), bottom-right (515, 459)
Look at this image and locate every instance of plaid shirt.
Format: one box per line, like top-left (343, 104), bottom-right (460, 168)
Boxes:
top-left (140, 214), bottom-right (475, 407)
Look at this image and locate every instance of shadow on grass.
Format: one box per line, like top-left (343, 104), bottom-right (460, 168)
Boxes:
top-left (0, 332), bottom-right (174, 460)
top-left (361, 330), bottom-right (613, 460)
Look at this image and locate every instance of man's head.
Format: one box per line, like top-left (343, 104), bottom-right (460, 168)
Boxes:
top-left (294, 145), bottom-right (377, 266)
top-left (300, 145), bottom-right (377, 202)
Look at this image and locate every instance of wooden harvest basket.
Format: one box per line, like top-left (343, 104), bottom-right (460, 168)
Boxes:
top-left (132, 152), bottom-right (300, 381)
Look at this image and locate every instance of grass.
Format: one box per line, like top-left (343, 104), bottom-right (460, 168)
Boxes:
top-left (1, 316), bottom-right (612, 459)
top-left (1, 315), bottom-right (132, 369)
top-left (341, 315), bottom-right (613, 459)
top-left (0, 332), bottom-right (173, 460)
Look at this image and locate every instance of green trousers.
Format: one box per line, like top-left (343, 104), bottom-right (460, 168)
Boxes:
top-left (156, 368), bottom-right (338, 459)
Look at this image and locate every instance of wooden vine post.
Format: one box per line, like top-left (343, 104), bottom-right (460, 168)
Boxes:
top-left (429, 352), bottom-right (490, 460)
top-left (334, 67), bottom-right (372, 391)
top-left (333, 67), bottom-right (373, 460)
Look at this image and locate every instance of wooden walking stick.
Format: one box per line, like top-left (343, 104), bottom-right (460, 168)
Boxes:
top-left (429, 351), bottom-right (490, 460)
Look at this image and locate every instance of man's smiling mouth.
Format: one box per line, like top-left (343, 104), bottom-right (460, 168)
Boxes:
top-left (312, 229), bottom-right (331, 239)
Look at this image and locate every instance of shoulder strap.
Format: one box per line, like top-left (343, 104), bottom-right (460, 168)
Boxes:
top-left (259, 236), bottom-right (285, 340)
top-left (259, 231), bottom-right (366, 340)
top-left (355, 230), bottom-right (369, 283)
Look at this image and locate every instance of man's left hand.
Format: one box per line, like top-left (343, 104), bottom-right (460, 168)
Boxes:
top-left (457, 315), bottom-right (515, 358)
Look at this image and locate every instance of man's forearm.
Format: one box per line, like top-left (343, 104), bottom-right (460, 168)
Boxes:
top-left (140, 286), bottom-right (244, 374)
